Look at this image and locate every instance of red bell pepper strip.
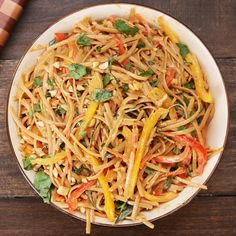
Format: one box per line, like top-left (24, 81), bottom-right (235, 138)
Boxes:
top-left (166, 68), bottom-right (176, 86)
top-left (68, 179), bottom-right (97, 211)
top-left (55, 33), bottom-right (69, 43)
top-left (177, 135), bottom-right (207, 175)
top-left (153, 145), bottom-right (190, 163)
top-left (115, 34), bottom-right (125, 55)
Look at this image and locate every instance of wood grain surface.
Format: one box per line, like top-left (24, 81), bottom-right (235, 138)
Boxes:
top-left (0, 1), bottom-right (235, 236)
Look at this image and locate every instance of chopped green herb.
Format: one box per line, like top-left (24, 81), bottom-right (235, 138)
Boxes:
top-left (33, 171), bottom-right (52, 204)
top-left (59, 142), bottom-right (65, 150)
top-left (108, 56), bottom-right (114, 72)
top-left (113, 19), bottom-right (139, 36)
top-left (69, 63), bottom-right (87, 80)
top-left (115, 201), bottom-right (133, 224)
top-left (90, 89), bottom-right (113, 102)
top-left (150, 79), bottom-right (159, 87)
top-left (125, 63), bottom-right (132, 71)
top-left (176, 43), bottom-right (190, 58)
top-left (45, 92), bottom-right (51, 98)
top-left (172, 147), bottom-right (181, 155)
top-left (96, 46), bottom-right (102, 52)
top-left (183, 96), bottom-right (190, 105)
top-left (140, 68), bottom-right (154, 77)
top-left (47, 78), bottom-right (54, 88)
top-left (77, 33), bottom-right (91, 46)
top-left (129, 26), bottom-right (139, 37)
top-left (183, 81), bottom-right (195, 89)
top-left (163, 177), bottom-right (173, 191)
top-left (72, 164), bottom-right (91, 177)
top-left (56, 107), bottom-right (66, 115)
top-left (103, 74), bottom-right (110, 87)
top-left (49, 38), bottom-right (56, 46)
top-left (147, 34), bottom-right (152, 42)
top-left (23, 157), bottom-right (34, 171)
top-left (178, 125), bottom-right (186, 131)
top-left (33, 103), bottom-right (41, 113)
top-left (28, 111), bottom-right (34, 116)
top-left (123, 83), bottom-right (129, 92)
top-left (116, 201), bottom-right (127, 212)
top-left (147, 60), bottom-right (155, 65)
top-left (33, 77), bottom-right (42, 87)
top-left (137, 40), bottom-right (145, 49)
top-left (136, 67), bottom-right (144, 73)
top-left (144, 167), bottom-right (156, 175)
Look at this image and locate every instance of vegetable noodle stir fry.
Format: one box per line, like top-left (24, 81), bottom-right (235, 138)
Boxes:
top-left (11, 9), bottom-right (221, 233)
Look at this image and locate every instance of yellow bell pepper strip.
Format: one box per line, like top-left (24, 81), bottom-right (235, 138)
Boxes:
top-left (122, 126), bottom-right (133, 158)
top-left (89, 155), bottom-right (115, 222)
top-left (158, 16), bottom-right (179, 44)
top-left (76, 72), bottom-right (103, 139)
top-left (185, 53), bottom-right (213, 103)
top-left (148, 87), bottom-right (177, 119)
top-left (128, 108), bottom-right (168, 198)
top-left (144, 190), bottom-right (177, 202)
top-left (31, 151), bottom-right (66, 165)
top-left (76, 101), bottom-right (99, 139)
top-left (68, 179), bottom-right (97, 211)
top-left (158, 16), bottom-right (213, 104)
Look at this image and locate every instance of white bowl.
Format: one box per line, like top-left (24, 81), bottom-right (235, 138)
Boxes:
top-left (7, 3), bottom-right (229, 226)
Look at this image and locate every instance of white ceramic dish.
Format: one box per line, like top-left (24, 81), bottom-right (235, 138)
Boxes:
top-left (7, 3), bottom-right (229, 226)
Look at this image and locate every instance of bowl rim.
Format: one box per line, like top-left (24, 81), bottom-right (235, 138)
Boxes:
top-left (6, 2), bottom-right (230, 227)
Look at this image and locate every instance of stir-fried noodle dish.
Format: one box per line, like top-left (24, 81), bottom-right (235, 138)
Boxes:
top-left (11, 9), bottom-right (221, 233)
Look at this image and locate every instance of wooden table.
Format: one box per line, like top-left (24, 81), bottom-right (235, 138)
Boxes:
top-left (0, 1), bottom-right (235, 235)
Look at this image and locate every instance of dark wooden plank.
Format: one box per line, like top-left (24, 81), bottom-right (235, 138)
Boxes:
top-left (0, 196), bottom-right (235, 236)
top-left (0, 0), bottom-right (235, 60)
top-left (0, 58), bottom-right (235, 197)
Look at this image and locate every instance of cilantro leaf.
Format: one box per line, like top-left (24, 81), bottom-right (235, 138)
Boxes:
top-left (150, 79), bottom-right (159, 87)
top-left (33, 171), bottom-right (52, 204)
top-left (140, 68), bottom-right (154, 77)
top-left (129, 26), bottom-right (139, 36)
top-left (103, 74), bottom-right (110, 87)
top-left (183, 96), bottom-right (190, 105)
top-left (90, 89), bottom-right (113, 102)
top-left (33, 103), bottom-right (41, 113)
top-left (108, 56), bottom-right (114, 72)
top-left (137, 40), bottom-right (145, 49)
top-left (47, 78), bottom-right (54, 88)
top-left (72, 164), bottom-right (91, 177)
top-left (56, 107), bottom-right (66, 115)
top-left (69, 63), bottom-right (87, 80)
top-left (147, 60), bottom-right (155, 65)
top-left (114, 19), bottom-right (130, 33)
top-left (123, 84), bottom-right (129, 92)
top-left (125, 63), bottom-right (132, 71)
top-left (33, 77), bottom-right (42, 87)
top-left (178, 125), bottom-right (186, 131)
top-left (113, 19), bottom-right (139, 36)
top-left (176, 43), bottom-right (190, 58)
top-left (77, 33), bottom-right (91, 46)
top-left (183, 81), bottom-right (195, 89)
top-left (45, 92), bottom-right (51, 98)
top-left (23, 157), bottom-right (34, 171)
